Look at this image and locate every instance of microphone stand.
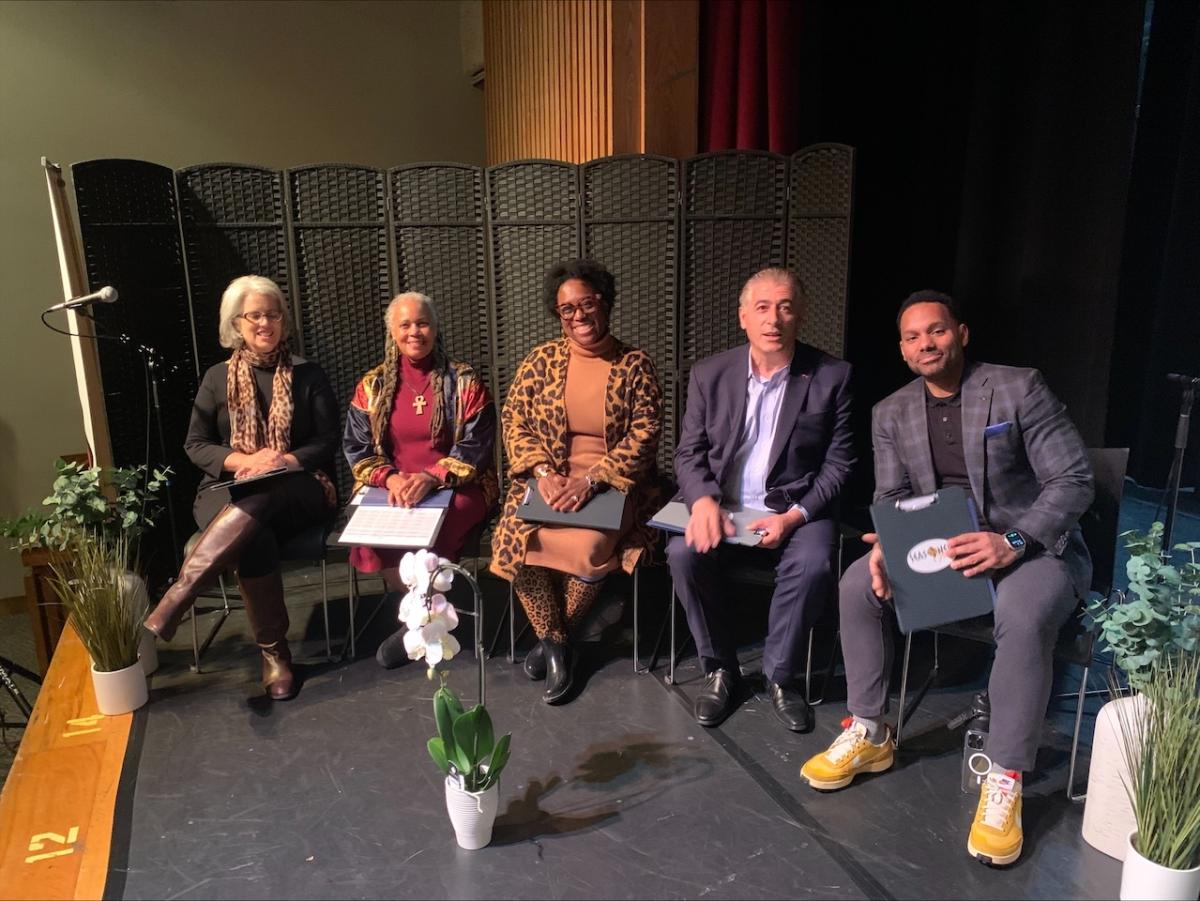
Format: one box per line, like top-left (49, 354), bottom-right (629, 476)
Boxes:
top-left (128, 337), bottom-right (183, 570)
top-left (1162, 376), bottom-right (1198, 550)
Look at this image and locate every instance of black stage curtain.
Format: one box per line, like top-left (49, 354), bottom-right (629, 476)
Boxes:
top-left (1106, 0), bottom-right (1200, 487)
top-left (735, 0), bottom-right (1183, 508)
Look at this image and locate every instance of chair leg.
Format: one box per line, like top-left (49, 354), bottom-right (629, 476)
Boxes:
top-left (804, 628), bottom-right (815, 704)
top-left (896, 632), bottom-right (940, 748)
top-left (809, 629), bottom-right (841, 707)
top-left (667, 587), bottom-right (678, 685)
top-left (632, 566), bottom-right (641, 673)
top-left (509, 583), bottom-right (516, 664)
top-left (895, 633), bottom-right (913, 748)
top-left (190, 574), bottom-right (234, 674)
top-left (1067, 664), bottom-right (1090, 802)
top-left (320, 558), bottom-right (332, 661)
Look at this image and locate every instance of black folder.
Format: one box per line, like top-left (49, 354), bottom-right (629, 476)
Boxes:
top-left (516, 479), bottom-right (628, 530)
top-left (869, 487), bottom-right (996, 634)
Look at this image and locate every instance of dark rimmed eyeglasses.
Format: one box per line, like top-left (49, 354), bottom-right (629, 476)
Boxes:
top-left (555, 295), bottom-right (602, 320)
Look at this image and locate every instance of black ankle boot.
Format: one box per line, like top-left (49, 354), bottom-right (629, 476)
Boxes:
top-left (542, 638), bottom-right (574, 705)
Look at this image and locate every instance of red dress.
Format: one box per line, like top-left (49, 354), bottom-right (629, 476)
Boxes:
top-left (349, 355), bottom-right (489, 571)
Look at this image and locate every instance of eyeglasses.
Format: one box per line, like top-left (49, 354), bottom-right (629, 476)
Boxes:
top-left (239, 310), bottom-right (284, 324)
top-left (555, 296), bottom-right (602, 320)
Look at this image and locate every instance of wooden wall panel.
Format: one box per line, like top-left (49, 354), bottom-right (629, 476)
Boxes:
top-left (483, 0), bottom-right (697, 165)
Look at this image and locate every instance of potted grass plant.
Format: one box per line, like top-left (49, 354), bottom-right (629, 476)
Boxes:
top-left (1, 458), bottom-right (169, 675)
top-left (397, 549), bottom-right (512, 850)
top-left (48, 530), bottom-right (148, 715)
top-left (1114, 649), bottom-right (1200, 900)
top-left (1082, 526), bottom-right (1200, 860)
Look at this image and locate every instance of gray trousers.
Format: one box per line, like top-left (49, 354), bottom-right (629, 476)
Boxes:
top-left (839, 551), bottom-right (1080, 771)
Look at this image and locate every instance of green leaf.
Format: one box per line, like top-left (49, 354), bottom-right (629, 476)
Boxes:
top-left (452, 707), bottom-right (493, 770)
top-left (427, 737), bottom-right (451, 774)
top-left (433, 688), bottom-right (459, 752)
top-left (484, 733), bottom-right (511, 788)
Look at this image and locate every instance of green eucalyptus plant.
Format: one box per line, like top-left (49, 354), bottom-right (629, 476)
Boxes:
top-left (428, 676), bottom-right (512, 793)
top-left (0, 458), bottom-right (170, 552)
top-left (1088, 523), bottom-right (1200, 691)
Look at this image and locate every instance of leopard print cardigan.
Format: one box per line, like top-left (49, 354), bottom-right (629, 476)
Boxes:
top-left (489, 337), bottom-right (663, 581)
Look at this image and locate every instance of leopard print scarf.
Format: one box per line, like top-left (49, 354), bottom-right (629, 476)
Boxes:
top-left (226, 341), bottom-right (336, 507)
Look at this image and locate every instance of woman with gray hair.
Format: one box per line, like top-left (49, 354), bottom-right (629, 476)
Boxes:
top-left (343, 292), bottom-right (498, 667)
top-left (144, 274), bottom-right (339, 701)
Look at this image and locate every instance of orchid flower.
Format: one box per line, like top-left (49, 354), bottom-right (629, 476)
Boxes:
top-left (397, 550), bottom-right (460, 671)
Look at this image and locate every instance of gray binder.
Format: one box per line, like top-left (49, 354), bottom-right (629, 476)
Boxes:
top-left (516, 479), bottom-right (628, 530)
top-left (869, 487), bottom-right (996, 634)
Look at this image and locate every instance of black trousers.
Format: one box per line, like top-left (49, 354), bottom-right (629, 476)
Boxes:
top-left (193, 472), bottom-right (329, 577)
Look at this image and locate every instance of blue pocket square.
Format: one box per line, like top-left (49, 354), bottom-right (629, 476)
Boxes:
top-left (984, 421), bottom-right (1013, 438)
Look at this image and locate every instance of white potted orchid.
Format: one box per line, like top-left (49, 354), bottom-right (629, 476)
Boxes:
top-left (396, 549), bottom-right (511, 851)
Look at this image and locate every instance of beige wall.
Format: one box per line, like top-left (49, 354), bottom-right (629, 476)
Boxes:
top-left (0, 0), bottom-right (484, 596)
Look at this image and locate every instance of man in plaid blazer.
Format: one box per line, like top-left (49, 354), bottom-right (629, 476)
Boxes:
top-left (800, 290), bottom-right (1093, 868)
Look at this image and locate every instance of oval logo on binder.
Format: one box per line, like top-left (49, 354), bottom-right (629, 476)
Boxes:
top-left (907, 539), bottom-right (952, 573)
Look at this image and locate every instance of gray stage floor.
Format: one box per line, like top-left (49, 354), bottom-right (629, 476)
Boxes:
top-left (111, 568), bottom-right (1124, 901)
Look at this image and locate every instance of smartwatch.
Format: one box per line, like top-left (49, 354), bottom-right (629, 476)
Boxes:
top-left (1003, 530), bottom-right (1027, 558)
top-left (585, 474), bottom-right (603, 492)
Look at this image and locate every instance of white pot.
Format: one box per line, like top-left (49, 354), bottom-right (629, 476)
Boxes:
top-left (1083, 694), bottom-right (1145, 860)
top-left (91, 660), bottom-right (148, 716)
top-left (1121, 830), bottom-right (1200, 900)
top-left (138, 626), bottom-right (158, 676)
top-left (444, 776), bottom-right (499, 850)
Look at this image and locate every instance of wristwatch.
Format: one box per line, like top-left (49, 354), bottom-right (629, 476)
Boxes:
top-left (1002, 530), bottom-right (1027, 558)
top-left (585, 474), bottom-right (603, 492)
top-left (533, 464), bottom-right (553, 479)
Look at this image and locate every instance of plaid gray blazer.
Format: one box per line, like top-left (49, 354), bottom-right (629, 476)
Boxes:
top-left (871, 361), bottom-right (1094, 594)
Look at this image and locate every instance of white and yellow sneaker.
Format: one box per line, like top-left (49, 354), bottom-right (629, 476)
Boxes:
top-left (800, 717), bottom-right (894, 790)
top-left (968, 770), bottom-right (1023, 866)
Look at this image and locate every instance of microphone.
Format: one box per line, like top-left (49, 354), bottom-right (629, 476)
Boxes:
top-left (1167, 373), bottom-right (1200, 386)
top-left (45, 286), bottom-right (118, 312)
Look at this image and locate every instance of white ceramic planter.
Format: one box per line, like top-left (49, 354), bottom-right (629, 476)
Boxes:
top-left (91, 660), bottom-right (148, 716)
top-left (137, 626), bottom-right (158, 676)
top-left (1121, 831), bottom-right (1200, 900)
top-left (1083, 694), bottom-right (1144, 860)
top-left (444, 777), bottom-right (499, 850)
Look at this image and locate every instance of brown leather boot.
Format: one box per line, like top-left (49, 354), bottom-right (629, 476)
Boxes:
top-left (239, 570), bottom-right (298, 701)
top-left (144, 500), bottom-right (267, 642)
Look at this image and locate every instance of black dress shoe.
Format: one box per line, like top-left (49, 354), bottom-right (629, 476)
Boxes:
top-left (694, 668), bottom-right (741, 727)
top-left (523, 642), bottom-right (547, 681)
top-left (768, 681), bottom-right (814, 733)
top-left (542, 638), bottom-right (575, 705)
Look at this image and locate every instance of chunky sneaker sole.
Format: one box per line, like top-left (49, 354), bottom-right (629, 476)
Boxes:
top-left (967, 835), bottom-right (1023, 867)
top-left (801, 753), bottom-right (893, 790)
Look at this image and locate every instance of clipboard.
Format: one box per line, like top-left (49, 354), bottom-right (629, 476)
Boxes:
top-left (205, 467), bottom-right (290, 493)
top-left (647, 495), bottom-right (765, 547)
top-left (336, 487), bottom-right (453, 548)
top-left (869, 486), bottom-right (996, 634)
top-left (516, 479), bottom-right (628, 530)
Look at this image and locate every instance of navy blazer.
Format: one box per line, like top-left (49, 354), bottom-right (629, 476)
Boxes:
top-left (674, 342), bottom-right (855, 521)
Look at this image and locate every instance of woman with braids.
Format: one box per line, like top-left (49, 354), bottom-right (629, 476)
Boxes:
top-left (490, 259), bottom-right (662, 705)
top-left (343, 292), bottom-right (498, 668)
top-left (144, 275), bottom-right (339, 701)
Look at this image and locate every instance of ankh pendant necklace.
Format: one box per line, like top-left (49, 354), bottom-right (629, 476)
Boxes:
top-left (402, 373), bottom-right (431, 415)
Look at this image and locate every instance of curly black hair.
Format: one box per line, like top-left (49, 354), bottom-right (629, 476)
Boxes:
top-left (542, 259), bottom-right (616, 319)
top-left (896, 289), bottom-right (963, 329)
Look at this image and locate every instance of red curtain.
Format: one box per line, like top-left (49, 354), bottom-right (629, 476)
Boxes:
top-left (700, 0), bottom-right (803, 154)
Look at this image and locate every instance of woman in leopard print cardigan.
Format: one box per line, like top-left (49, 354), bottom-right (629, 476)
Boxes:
top-left (490, 260), bottom-right (662, 704)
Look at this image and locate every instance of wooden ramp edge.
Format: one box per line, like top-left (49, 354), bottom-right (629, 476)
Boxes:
top-left (0, 624), bottom-right (135, 900)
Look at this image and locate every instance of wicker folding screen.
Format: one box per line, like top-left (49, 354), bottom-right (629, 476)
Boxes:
top-left (70, 159), bottom-right (199, 570)
top-left (390, 164), bottom-right (493, 392)
top-left (484, 160), bottom-right (582, 409)
top-left (581, 155), bottom-right (680, 471)
top-left (786, 144), bottom-right (855, 359)
top-left (680, 151), bottom-right (790, 388)
top-left (287, 165), bottom-right (392, 500)
top-left (176, 165), bottom-right (291, 373)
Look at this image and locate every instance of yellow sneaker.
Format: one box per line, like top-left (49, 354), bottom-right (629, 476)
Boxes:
top-left (968, 770), bottom-right (1023, 866)
top-left (800, 717), bottom-right (894, 790)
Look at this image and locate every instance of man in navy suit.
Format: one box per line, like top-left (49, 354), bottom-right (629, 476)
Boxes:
top-left (669, 267), bottom-right (854, 732)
